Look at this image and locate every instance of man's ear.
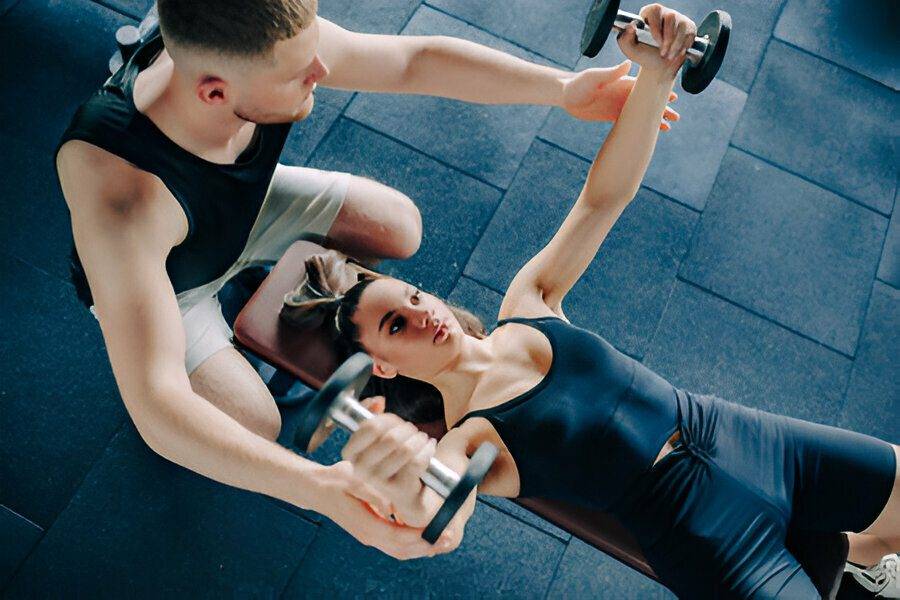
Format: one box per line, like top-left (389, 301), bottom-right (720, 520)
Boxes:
top-left (372, 360), bottom-right (398, 379)
top-left (197, 75), bottom-right (229, 105)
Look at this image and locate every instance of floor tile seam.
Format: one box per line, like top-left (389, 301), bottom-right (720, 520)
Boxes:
top-left (301, 96), bottom-right (357, 166)
top-left (478, 498), bottom-right (570, 544)
top-left (541, 538), bottom-right (571, 600)
top-left (86, 0), bottom-right (142, 21)
top-left (744, 1), bottom-right (789, 93)
top-left (277, 523), bottom-right (326, 600)
top-left (770, 37), bottom-right (900, 93)
top-left (396, 0), bottom-right (427, 34)
top-left (675, 276), bottom-right (856, 361)
top-left (536, 137), bottom-right (710, 216)
top-left (338, 116), bottom-right (506, 193)
top-left (726, 145), bottom-right (893, 218)
top-left (874, 276), bottom-right (899, 291)
top-left (420, 2), bottom-right (572, 70)
top-left (3, 416), bottom-right (129, 591)
top-left (0, 0), bottom-right (21, 19)
top-left (0, 505), bottom-right (44, 532)
top-left (455, 136), bottom-right (553, 282)
top-left (842, 217), bottom-right (895, 384)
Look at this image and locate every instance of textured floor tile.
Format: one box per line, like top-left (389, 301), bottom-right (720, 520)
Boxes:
top-left (680, 149), bottom-right (887, 355)
top-left (0, 506), bottom-right (42, 589)
top-left (644, 282), bottom-right (852, 424)
top-left (0, 134), bottom-right (77, 280)
top-left (345, 6), bottom-right (553, 188)
top-left (0, 0), bottom-right (131, 146)
top-left (5, 425), bottom-right (318, 598)
top-left (308, 118), bottom-right (502, 296)
top-left (96, 0), bottom-right (153, 20)
top-left (279, 102), bottom-right (344, 167)
top-left (0, 253), bottom-right (125, 528)
top-left (465, 141), bottom-right (697, 358)
top-left (732, 41), bottom-right (897, 215)
top-left (548, 537), bottom-right (675, 599)
top-left (840, 282), bottom-right (899, 442)
top-left (479, 496), bottom-right (570, 541)
top-left (318, 0), bottom-right (421, 34)
top-left (283, 502), bottom-right (565, 598)
top-left (878, 189), bottom-right (899, 288)
top-left (0, 0), bottom-right (21, 18)
top-left (775, 0), bottom-right (899, 90)
top-left (427, 0), bottom-right (592, 67)
top-left (447, 275), bottom-right (504, 329)
top-left (540, 71), bottom-right (745, 210)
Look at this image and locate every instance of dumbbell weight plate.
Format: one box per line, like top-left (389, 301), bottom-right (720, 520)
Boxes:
top-left (294, 353), bottom-right (373, 451)
top-left (581, 0), bottom-right (622, 58)
top-left (421, 441), bottom-right (499, 544)
top-left (681, 10), bottom-right (730, 94)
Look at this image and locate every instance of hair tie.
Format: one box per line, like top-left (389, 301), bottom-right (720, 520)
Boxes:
top-left (333, 295), bottom-right (344, 334)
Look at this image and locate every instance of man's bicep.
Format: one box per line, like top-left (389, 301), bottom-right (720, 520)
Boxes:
top-left (317, 16), bottom-right (418, 92)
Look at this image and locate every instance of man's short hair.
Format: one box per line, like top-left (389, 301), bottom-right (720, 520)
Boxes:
top-left (157, 0), bottom-right (318, 60)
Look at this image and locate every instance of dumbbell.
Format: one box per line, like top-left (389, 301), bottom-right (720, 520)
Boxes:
top-left (108, 2), bottom-right (160, 74)
top-left (294, 353), bottom-right (498, 544)
top-left (581, 0), bottom-right (731, 94)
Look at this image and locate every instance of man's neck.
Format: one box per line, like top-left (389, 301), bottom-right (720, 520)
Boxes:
top-left (133, 49), bottom-right (255, 163)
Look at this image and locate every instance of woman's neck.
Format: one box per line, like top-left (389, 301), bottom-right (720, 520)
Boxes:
top-left (428, 333), bottom-right (500, 426)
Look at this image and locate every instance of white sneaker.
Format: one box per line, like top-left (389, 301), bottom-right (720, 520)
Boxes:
top-left (846, 553), bottom-right (900, 598)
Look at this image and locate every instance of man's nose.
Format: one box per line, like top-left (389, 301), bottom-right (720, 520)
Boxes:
top-left (307, 55), bottom-right (329, 84)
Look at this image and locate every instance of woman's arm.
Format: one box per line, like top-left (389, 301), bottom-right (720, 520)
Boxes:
top-left (341, 414), bottom-right (479, 531)
top-left (500, 6), bottom-right (696, 320)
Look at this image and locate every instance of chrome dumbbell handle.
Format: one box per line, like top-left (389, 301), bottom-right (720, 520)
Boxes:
top-left (613, 11), bottom-right (709, 66)
top-left (330, 391), bottom-right (462, 498)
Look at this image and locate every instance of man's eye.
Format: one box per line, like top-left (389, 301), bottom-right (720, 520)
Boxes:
top-left (389, 316), bottom-right (406, 335)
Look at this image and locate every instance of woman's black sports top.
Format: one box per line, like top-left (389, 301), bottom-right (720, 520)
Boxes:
top-left (452, 316), bottom-right (679, 511)
top-left (56, 33), bottom-right (291, 307)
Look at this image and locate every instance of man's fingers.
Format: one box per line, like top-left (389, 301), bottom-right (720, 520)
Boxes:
top-left (664, 107), bottom-right (680, 121)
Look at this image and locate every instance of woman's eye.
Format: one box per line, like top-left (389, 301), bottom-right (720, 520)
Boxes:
top-left (411, 290), bottom-right (421, 305)
top-left (389, 316), bottom-right (406, 335)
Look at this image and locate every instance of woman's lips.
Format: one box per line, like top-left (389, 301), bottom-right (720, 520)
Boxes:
top-left (433, 323), bottom-right (449, 344)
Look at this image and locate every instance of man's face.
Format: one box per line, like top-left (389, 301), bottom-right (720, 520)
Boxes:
top-left (231, 19), bottom-right (328, 124)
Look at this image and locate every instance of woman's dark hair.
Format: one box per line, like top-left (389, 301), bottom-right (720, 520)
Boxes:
top-left (281, 252), bottom-right (487, 424)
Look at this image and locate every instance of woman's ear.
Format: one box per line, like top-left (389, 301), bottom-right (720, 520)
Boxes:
top-left (372, 360), bottom-right (398, 379)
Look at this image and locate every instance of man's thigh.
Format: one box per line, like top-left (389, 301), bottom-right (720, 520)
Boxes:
top-left (189, 347), bottom-right (282, 441)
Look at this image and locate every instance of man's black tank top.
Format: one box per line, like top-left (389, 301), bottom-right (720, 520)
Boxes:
top-left (453, 316), bottom-right (679, 511)
top-left (56, 33), bottom-right (292, 307)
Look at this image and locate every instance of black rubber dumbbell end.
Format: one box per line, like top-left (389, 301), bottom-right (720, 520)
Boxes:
top-left (421, 442), bottom-right (499, 544)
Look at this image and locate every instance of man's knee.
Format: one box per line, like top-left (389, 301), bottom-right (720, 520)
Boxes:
top-left (390, 193), bottom-right (422, 259)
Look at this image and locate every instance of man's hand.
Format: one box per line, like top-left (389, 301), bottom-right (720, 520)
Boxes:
top-left (318, 460), bottom-right (460, 560)
top-left (561, 61), bottom-right (680, 130)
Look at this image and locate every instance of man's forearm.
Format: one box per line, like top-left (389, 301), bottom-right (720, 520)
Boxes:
top-left (135, 386), bottom-right (331, 512)
top-left (400, 36), bottom-right (570, 106)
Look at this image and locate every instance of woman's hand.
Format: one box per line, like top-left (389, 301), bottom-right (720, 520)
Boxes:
top-left (617, 4), bottom-right (697, 77)
top-left (561, 62), bottom-right (680, 130)
top-left (341, 412), bottom-right (439, 525)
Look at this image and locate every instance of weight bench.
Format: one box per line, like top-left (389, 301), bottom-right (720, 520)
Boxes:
top-left (232, 241), bottom-right (848, 597)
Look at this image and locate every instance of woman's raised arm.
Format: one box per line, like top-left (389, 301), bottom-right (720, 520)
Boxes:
top-left (500, 5), bottom-right (696, 320)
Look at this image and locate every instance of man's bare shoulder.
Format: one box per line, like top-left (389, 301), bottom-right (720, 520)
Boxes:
top-left (57, 139), bottom-right (186, 244)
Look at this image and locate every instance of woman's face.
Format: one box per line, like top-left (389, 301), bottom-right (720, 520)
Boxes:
top-left (352, 278), bottom-right (462, 380)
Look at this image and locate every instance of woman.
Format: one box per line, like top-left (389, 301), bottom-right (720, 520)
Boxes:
top-left (291, 6), bottom-right (899, 597)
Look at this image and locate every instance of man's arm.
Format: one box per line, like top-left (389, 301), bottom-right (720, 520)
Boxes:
top-left (56, 143), bottom-right (453, 559)
top-left (317, 17), bottom-right (678, 126)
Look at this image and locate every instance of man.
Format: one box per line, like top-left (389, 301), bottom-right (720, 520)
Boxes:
top-left (55, 0), bottom-right (677, 560)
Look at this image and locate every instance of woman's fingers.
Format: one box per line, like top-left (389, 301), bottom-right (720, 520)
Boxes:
top-left (663, 106), bottom-right (680, 121)
top-left (661, 12), bottom-right (676, 58)
top-left (374, 431), bottom-right (431, 481)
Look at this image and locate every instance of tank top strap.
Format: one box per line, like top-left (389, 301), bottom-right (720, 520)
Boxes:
top-left (495, 314), bottom-right (564, 328)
